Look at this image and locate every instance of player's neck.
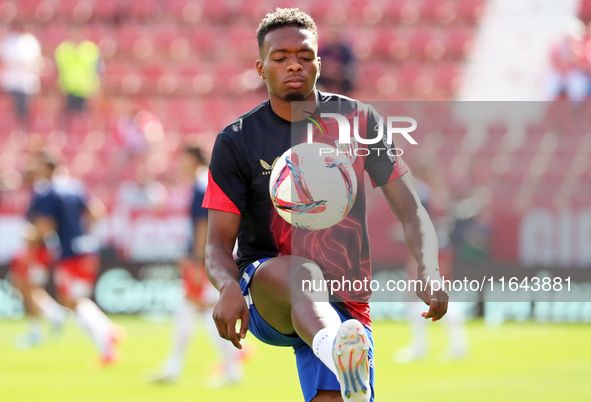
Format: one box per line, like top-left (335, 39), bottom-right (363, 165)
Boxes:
top-left (268, 91), bottom-right (318, 122)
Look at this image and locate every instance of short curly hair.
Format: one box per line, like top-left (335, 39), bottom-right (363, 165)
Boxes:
top-left (257, 8), bottom-right (318, 50)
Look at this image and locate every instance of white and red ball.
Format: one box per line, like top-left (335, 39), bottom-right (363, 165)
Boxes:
top-left (269, 142), bottom-right (357, 230)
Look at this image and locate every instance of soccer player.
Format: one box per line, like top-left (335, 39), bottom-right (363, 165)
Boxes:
top-left (204, 9), bottom-right (448, 402)
top-left (149, 145), bottom-right (242, 384)
top-left (10, 162), bottom-right (67, 348)
top-left (27, 153), bottom-right (121, 364)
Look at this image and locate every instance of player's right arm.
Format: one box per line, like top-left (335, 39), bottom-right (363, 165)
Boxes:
top-left (83, 194), bottom-right (107, 229)
top-left (206, 209), bottom-right (249, 350)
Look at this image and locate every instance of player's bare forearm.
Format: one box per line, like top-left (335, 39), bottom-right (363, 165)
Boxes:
top-left (205, 210), bottom-right (241, 292)
top-left (84, 196), bottom-right (107, 229)
top-left (206, 242), bottom-right (240, 292)
top-left (401, 205), bottom-right (440, 275)
top-left (27, 217), bottom-right (56, 245)
top-left (206, 209), bottom-right (250, 348)
top-left (381, 172), bottom-right (448, 320)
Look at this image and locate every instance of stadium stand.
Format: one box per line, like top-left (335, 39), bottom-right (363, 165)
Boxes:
top-left (0, 0), bottom-right (587, 219)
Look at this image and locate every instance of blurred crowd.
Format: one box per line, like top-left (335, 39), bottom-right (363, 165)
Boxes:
top-left (547, 16), bottom-right (591, 101)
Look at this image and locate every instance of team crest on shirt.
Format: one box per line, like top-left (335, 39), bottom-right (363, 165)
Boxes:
top-left (260, 157), bottom-right (279, 175)
top-left (335, 137), bottom-right (358, 165)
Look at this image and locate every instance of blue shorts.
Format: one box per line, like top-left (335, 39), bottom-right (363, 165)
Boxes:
top-left (240, 258), bottom-right (375, 402)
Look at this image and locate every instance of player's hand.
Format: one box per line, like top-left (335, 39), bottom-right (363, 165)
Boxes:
top-left (212, 280), bottom-right (249, 349)
top-left (416, 266), bottom-right (448, 322)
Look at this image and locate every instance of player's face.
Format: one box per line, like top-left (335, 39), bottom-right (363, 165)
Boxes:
top-left (257, 26), bottom-right (320, 103)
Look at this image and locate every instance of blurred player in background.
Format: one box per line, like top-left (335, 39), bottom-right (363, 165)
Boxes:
top-left (546, 17), bottom-right (590, 101)
top-left (204, 9), bottom-right (447, 402)
top-left (394, 161), bottom-right (469, 363)
top-left (26, 152), bottom-right (121, 365)
top-left (148, 144), bottom-right (242, 385)
top-left (0, 22), bottom-right (43, 133)
top-left (10, 160), bottom-right (67, 349)
top-left (317, 24), bottom-right (355, 96)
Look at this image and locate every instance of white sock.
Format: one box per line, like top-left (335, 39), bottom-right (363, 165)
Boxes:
top-left (445, 303), bottom-right (468, 355)
top-left (312, 326), bottom-right (340, 376)
top-left (36, 295), bottom-right (67, 324)
top-left (409, 301), bottom-right (428, 355)
top-left (163, 299), bottom-right (197, 377)
top-left (75, 299), bottom-right (112, 354)
top-left (202, 307), bottom-right (242, 381)
top-left (28, 317), bottom-right (42, 340)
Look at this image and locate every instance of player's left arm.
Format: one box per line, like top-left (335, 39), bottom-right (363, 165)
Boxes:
top-left (26, 216), bottom-right (56, 245)
top-left (381, 171), bottom-right (448, 321)
top-left (84, 195), bottom-right (107, 228)
top-left (193, 217), bottom-right (208, 266)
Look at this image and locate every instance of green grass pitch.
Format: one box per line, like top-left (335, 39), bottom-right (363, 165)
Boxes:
top-left (0, 316), bottom-right (590, 401)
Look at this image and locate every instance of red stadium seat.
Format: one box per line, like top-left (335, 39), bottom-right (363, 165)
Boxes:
top-left (309, 0), bottom-right (336, 21)
top-left (53, 0), bottom-right (92, 21)
top-left (372, 27), bottom-right (409, 60)
top-left (489, 174), bottom-right (524, 211)
top-left (443, 120), bottom-right (468, 144)
top-left (201, 0), bottom-right (231, 22)
top-left (356, 62), bottom-right (387, 92)
top-left (395, 62), bottom-right (423, 94)
top-left (473, 121), bottom-right (509, 161)
top-left (142, 63), bottom-right (178, 95)
top-left (420, 0), bottom-right (450, 23)
top-left (445, 26), bottom-right (474, 61)
top-left (213, 63), bottom-right (244, 94)
top-left (408, 27), bottom-right (445, 60)
top-left (383, 0), bottom-right (420, 25)
top-left (456, 0), bottom-right (485, 24)
top-left (42, 24), bottom-right (69, 51)
top-left (91, 0), bottom-right (119, 19)
top-left (433, 62), bottom-right (461, 94)
top-left (227, 24), bottom-right (258, 62)
top-left (153, 24), bottom-right (189, 58)
top-left (103, 61), bottom-right (142, 94)
top-left (117, 24), bottom-right (153, 59)
top-left (15, 0), bottom-right (43, 20)
top-left (528, 175), bottom-right (564, 207)
top-left (190, 25), bottom-right (217, 55)
top-left (235, 0), bottom-right (267, 24)
top-left (345, 0), bottom-right (376, 24)
top-left (86, 24), bottom-right (108, 45)
top-left (129, 0), bottom-right (156, 20)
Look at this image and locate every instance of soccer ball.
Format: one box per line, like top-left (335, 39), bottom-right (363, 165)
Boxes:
top-left (269, 142), bottom-right (357, 230)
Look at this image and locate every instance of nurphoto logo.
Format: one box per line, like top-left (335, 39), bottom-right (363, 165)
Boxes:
top-left (304, 112), bottom-right (418, 160)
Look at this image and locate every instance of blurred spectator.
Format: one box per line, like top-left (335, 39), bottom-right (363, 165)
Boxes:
top-left (449, 157), bottom-right (491, 262)
top-left (546, 17), bottom-right (590, 101)
top-left (0, 22), bottom-right (43, 133)
top-left (317, 25), bottom-right (356, 95)
top-left (55, 25), bottom-right (102, 131)
top-left (115, 162), bottom-right (167, 211)
top-left (115, 105), bottom-right (165, 157)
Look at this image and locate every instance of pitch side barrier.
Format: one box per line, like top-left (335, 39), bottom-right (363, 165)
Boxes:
top-left (1, 260), bottom-right (590, 322)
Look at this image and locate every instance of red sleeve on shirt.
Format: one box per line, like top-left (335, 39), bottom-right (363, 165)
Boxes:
top-left (202, 170), bottom-right (241, 215)
top-left (369, 156), bottom-right (409, 188)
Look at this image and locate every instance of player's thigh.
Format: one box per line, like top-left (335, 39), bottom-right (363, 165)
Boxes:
top-left (54, 255), bottom-right (99, 306)
top-left (311, 390), bottom-right (342, 401)
top-left (250, 255), bottom-right (326, 335)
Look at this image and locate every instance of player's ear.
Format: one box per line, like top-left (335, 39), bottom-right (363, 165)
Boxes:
top-left (256, 59), bottom-right (265, 81)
